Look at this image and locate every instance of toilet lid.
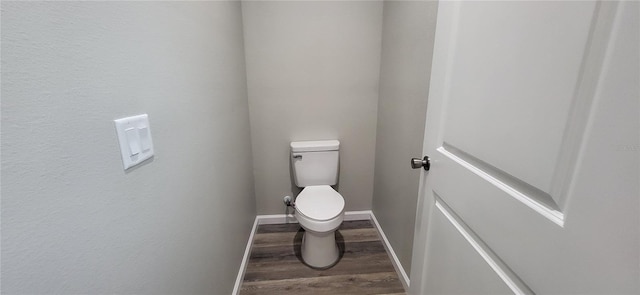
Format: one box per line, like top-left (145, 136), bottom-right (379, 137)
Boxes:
top-left (296, 185), bottom-right (345, 221)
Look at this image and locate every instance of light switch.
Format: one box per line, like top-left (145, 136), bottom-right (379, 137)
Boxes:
top-left (138, 126), bottom-right (151, 152)
top-left (125, 127), bottom-right (141, 156)
top-left (114, 114), bottom-right (154, 170)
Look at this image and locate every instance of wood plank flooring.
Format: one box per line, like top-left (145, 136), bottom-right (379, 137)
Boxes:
top-left (240, 220), bottom-right (406, 295)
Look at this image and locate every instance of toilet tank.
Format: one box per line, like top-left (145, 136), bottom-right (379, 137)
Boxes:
top-left (291, 140), bottom-right (340, 187)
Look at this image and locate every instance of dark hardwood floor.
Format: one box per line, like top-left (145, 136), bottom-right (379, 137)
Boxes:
top-left (239, 220), bottom-right (406, 295)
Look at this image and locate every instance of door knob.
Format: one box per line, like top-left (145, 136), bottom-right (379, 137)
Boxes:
top-left (411, 156), bottom-right (430, 171)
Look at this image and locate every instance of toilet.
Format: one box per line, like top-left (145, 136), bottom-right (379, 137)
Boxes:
top-left (290, 140), bottom-right (345, 268)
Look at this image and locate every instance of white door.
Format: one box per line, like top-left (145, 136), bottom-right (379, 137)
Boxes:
top-left (410, 1), bottom-right (639, 294)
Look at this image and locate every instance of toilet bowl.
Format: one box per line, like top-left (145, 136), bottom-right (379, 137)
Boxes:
top-left (295, 185), bottom-right (345, 268)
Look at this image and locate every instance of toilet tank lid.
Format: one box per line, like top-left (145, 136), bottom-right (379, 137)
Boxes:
top-left (290, 140), bottom-right (340, 152)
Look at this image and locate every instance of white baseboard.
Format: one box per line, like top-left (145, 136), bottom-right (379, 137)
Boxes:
top-left (344, 210), bottom-right (373, 221)
top-left (232, 210), bottom-right (409, 294)
top-left (256, 213), bottom-right (297, 225)
top-left (370, 211), bottom-right (411, 291)
top-left (231, 217), bottom-right (258, 295)
top-left (255, 210), bottom-right (372, 225)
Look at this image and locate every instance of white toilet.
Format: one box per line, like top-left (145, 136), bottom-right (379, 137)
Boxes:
top-left (290, 140), bottom-right (345, 269)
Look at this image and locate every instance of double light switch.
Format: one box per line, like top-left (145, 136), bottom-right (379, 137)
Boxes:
top-left (114, 114), bottom-right (154, 170)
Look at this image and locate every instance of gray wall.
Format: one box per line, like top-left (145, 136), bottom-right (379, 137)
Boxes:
top-left (1, 1), bottom-right (255, 293)
top-left (373, 0), bottom-right (438, 276)
top-left (242, 1), bottom-right (383, 214)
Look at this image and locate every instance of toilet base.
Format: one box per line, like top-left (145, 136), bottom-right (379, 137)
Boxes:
top-left (301, 230), bottom-right (339, 269)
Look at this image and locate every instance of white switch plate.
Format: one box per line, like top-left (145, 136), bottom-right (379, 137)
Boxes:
top-left (114, 114), bottom-right (154, 170)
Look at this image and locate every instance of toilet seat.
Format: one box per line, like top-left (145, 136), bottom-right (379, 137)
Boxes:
top-left (296, 185), bottom-right (345, 221)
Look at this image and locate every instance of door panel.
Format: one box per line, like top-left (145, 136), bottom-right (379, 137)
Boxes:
top-left (411, 1), bottom-right (639, 294)
top-left (443, 1), bottom-right (597, 194)
top-left (423, 200), bottom-right (517, 295)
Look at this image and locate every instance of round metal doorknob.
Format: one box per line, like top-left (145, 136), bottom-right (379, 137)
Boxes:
top-left (411, 156), bottom-right (430, 171)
